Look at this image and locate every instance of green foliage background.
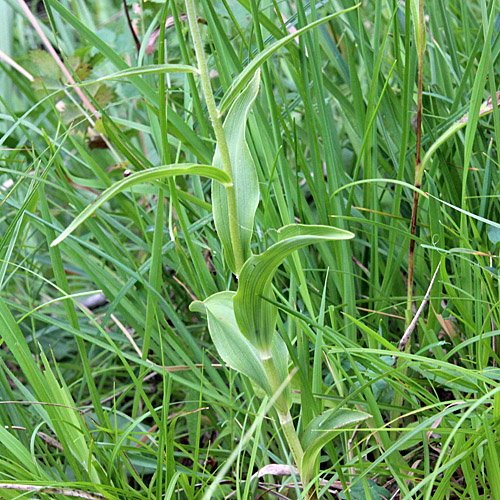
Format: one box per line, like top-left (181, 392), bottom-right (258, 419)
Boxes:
top-left (1, 0), bottom-right (500, 498)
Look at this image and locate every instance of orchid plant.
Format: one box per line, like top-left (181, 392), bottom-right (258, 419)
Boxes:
top-left (50, 1), bottom-right (371, 497)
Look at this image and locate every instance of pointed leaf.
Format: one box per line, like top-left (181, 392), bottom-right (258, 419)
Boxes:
top-left (410, 0), bottom-right (426, 55)
top-left (213, 70), bottom-right (260, 274)
top-left (301, 408), bottom-right (371, 480)
top-left (190, 292), bottom-right (271, 395)
top-left (219, 4), bottom-right (360, 113)
top-left (339, 479), bottom-right (390, 500)
top-left (233, 224), bottom-right (354, 350)
top-left (190, 292), bottom-right (291, 408)
top-left (73, 63), bottom-right (199, 87)
top-left (51, 164), bottom-right (230, 246)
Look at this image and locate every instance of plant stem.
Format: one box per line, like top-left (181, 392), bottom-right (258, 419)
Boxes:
top-left (394, 0), bottom-right (425, 427)
top-left (260, 353), bottom-right (319, 498)
top-left (184, 0), bottom-right (245, 273)
top-left (405, 0), bottom-right (425, 330)
top-left (277, 410), bottom-right (306, 477)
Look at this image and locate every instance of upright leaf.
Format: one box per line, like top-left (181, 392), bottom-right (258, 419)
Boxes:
top-left (190, 292), bottom-right (270, 395)
top-left (410, 0), bottom-right (426, 55)
top-left (233, 224), bottom-right (354, 351)
top-left (212, 70), bottom-right (261, 274)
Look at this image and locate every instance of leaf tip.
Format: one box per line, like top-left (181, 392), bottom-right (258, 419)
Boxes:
top-left (189, 300), bottom-right (206, 314)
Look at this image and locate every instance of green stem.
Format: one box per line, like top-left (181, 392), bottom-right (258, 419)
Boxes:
top-left (277, 410), bottom-right (304, 473)
top-left (184, 0), bottom-right (245, 273)
top-left (260, 352), bottom-right (318, 497)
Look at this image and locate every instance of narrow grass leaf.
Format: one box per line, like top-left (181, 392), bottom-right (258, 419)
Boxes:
top-left (0, 299), bottom-right (100, 482)
top-left (483, 416), bottom-right (500, 499)
top-left (219, 4), bottom-right (360, 113)
top-left (421, 92), bottom-right (500, 173)
top-left (72, 64), bottom-right (199, 87)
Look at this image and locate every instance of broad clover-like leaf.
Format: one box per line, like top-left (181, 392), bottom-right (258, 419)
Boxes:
top-left (301, 408), bottom-right (371, 482)
top-left (190, 292), bottom-right (291, 412)
top-left (233, 224), bottom-right (354, 351)
top-left (212, 69), bottom-right (261, 274)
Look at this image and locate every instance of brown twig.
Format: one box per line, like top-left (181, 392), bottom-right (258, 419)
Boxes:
top-left (123, 0), bottom-right (141, 52)
top-left (406, 0), bottom-right (425, 328)
top-left (398, 262), bottom-right (441, 351)
top-left (17, 0), bottom-right (99, 118)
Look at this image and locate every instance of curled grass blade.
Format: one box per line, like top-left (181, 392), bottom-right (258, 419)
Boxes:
top-left (51, 164), bottom-right (230, 246)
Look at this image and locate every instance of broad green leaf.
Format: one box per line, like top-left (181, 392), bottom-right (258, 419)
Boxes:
top-left (51, 164), bottom-right (230, 246)
top-left (219, 4), bottom-right (360, 113)
top-left (190, 292), bottom-right (270, 393)
top-left (212, 70), bottom-right (261, 274)
top-left (339, 479), bottom-right (390, 500)
top-left (301, 408), bottom-right (371, 481)
top-left (28, 49), bottom-right (62, 78)
top-left (488, 225), bottom-right (500, 246)
top-left (190, 292), bottom-right (291, 410)
top-left (233, 224), bottom-right (354, 351)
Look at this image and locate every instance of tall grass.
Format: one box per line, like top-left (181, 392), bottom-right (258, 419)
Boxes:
top-left (1, 0), bottom-right (500, 499)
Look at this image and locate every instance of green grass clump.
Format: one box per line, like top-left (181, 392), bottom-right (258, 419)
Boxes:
top-left (1, 0), bottom-right (500, 499)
